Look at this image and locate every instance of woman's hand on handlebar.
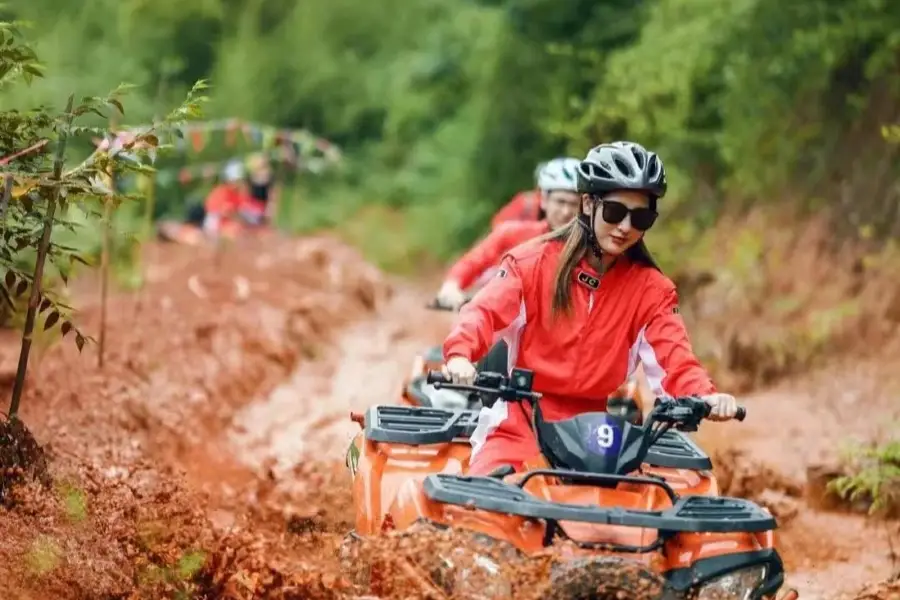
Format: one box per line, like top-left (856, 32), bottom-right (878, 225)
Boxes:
top-left (442, 355), bottom-right (477, 385)
top-left (702, 392), bottom-right (740, 421)
top-left (436, 281), bottom-right (467, 311)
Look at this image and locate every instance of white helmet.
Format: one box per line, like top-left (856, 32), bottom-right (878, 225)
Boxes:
top-left (537, 157), bottom-right (580, 193)
top-left (223, 160), bottom-right (245, 183)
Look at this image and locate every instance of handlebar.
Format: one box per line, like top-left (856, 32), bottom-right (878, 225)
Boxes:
top-left (427, 369), bottom-right (746, 423)
top-left (652, 396), bottom-right (746, 422)
top-left (426, 369), bottom-right (541, 402)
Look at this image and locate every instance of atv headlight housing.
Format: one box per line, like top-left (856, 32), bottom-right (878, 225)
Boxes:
top-left (694, 565), bottom-right (767, 600)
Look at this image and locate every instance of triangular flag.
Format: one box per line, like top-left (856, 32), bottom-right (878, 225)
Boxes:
top-left (225, 119), bottom-right (240, 147)
top-left (190, 128), bottom-right (206, 153)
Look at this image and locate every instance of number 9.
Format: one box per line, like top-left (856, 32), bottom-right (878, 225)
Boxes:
top-left (595, 424), bottom-right (614, 449)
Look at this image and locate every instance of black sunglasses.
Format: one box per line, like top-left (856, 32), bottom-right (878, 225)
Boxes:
top-left (595, 198), bottom-right (658, 232)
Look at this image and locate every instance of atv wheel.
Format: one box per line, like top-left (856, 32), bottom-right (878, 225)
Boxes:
top-left (544, 556), bottom-right (677, 600)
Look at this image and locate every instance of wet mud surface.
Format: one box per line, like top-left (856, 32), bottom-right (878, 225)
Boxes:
top-left (0, 233), bottom-right (896, 599)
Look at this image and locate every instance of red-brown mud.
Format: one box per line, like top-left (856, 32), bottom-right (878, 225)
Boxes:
top-left (700, 345), bottom-right (900, 598)
top-left (0, 230), bottom-right (897, 599)
top-left (0, 233), bottom-right (391, 598)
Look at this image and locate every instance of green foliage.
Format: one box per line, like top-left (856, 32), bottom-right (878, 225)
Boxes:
top-left (0, 19), bottom-right (208, 348)
top-left (831, 435), bottom-right (900, 515)
top-left (56, 480), bottom-right (87, 523)
top-left (137, 549), bottom-right (207, 599)
top-left (4, 0), bottom-right (900, 270)
top-left (25, 535), bottom-right (62, 576)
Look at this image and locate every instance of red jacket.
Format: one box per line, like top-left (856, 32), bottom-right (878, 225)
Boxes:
top-left (446, 221), bottom-right (550, 290)
top-left (204, 184), bottom-right (246, 215)
top-left (443, 239), bottom-right (715, 427)
top-left (490, 190), bottom-right (542, 229)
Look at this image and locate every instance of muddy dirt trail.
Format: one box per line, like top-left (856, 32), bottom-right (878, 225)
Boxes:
top-left (227, 279), bottom-right (454, 471)
top-left (217, 263), bottom-right (898, 599)
top-left (701, 361), bottom-right (900, 598)
top-left (0, 232), bottom-right (896, 599)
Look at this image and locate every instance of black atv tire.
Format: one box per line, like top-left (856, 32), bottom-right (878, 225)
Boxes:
top-left (543, 556), bottom-right (677, 600)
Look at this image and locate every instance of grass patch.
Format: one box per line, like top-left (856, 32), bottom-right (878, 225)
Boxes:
top-left (26, 535), bottom-right (62, 577)
top-left (56, 481), bottom-right (88, 523)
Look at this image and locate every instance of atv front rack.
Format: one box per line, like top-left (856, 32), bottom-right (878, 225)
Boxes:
top-left (423, 473), bottom-right (776, 535)
top-left (365, 405), bottom-right (713, 470)
top-left (365, 406), bottom-right (480, 444)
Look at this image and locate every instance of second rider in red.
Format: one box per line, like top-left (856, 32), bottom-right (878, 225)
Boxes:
top-left (436, 157), bottom-right (582, 309)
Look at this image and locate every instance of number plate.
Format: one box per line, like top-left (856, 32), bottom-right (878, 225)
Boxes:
top-left (584, 414), bottom-right (623, 456)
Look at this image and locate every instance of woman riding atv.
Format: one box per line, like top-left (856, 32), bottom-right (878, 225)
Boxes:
top-left (440, 141), bottom-right (739, 476)
top-left (436, 157), bottom-right (582, 310)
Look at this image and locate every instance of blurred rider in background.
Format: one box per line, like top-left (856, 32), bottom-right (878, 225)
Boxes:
top-left (239, 152), bottom-right (280, 227)
top-left (201, 160), bottom-right (251, 238)
top-left (436, 157), bottom-right (582, 309)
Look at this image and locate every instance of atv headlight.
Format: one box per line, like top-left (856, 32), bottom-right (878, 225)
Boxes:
top-left (694, 565), bottom-right (767, 600)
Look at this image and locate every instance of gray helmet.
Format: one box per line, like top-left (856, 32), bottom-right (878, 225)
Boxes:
top-left (537, 157), bottom-right (580, 193)
top-left (576, 141), bottom-right (667, 198)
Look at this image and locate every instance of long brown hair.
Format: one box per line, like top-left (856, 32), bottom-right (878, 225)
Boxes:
top-left (536, 218), bottom-right (661, 317)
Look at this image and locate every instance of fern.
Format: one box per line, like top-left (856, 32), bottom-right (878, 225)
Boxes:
top-left (830, 436), bottom-right (900, 515)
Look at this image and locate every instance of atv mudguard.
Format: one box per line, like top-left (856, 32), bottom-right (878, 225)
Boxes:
top-left (348, 407), bottom-right (478, 535)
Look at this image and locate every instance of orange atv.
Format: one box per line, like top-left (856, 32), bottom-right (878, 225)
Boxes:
top-left (345, 368), bottom-right (795, 600)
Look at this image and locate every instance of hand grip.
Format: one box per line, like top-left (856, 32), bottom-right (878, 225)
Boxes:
top-left (426, 370), bottom-right (450, 385)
